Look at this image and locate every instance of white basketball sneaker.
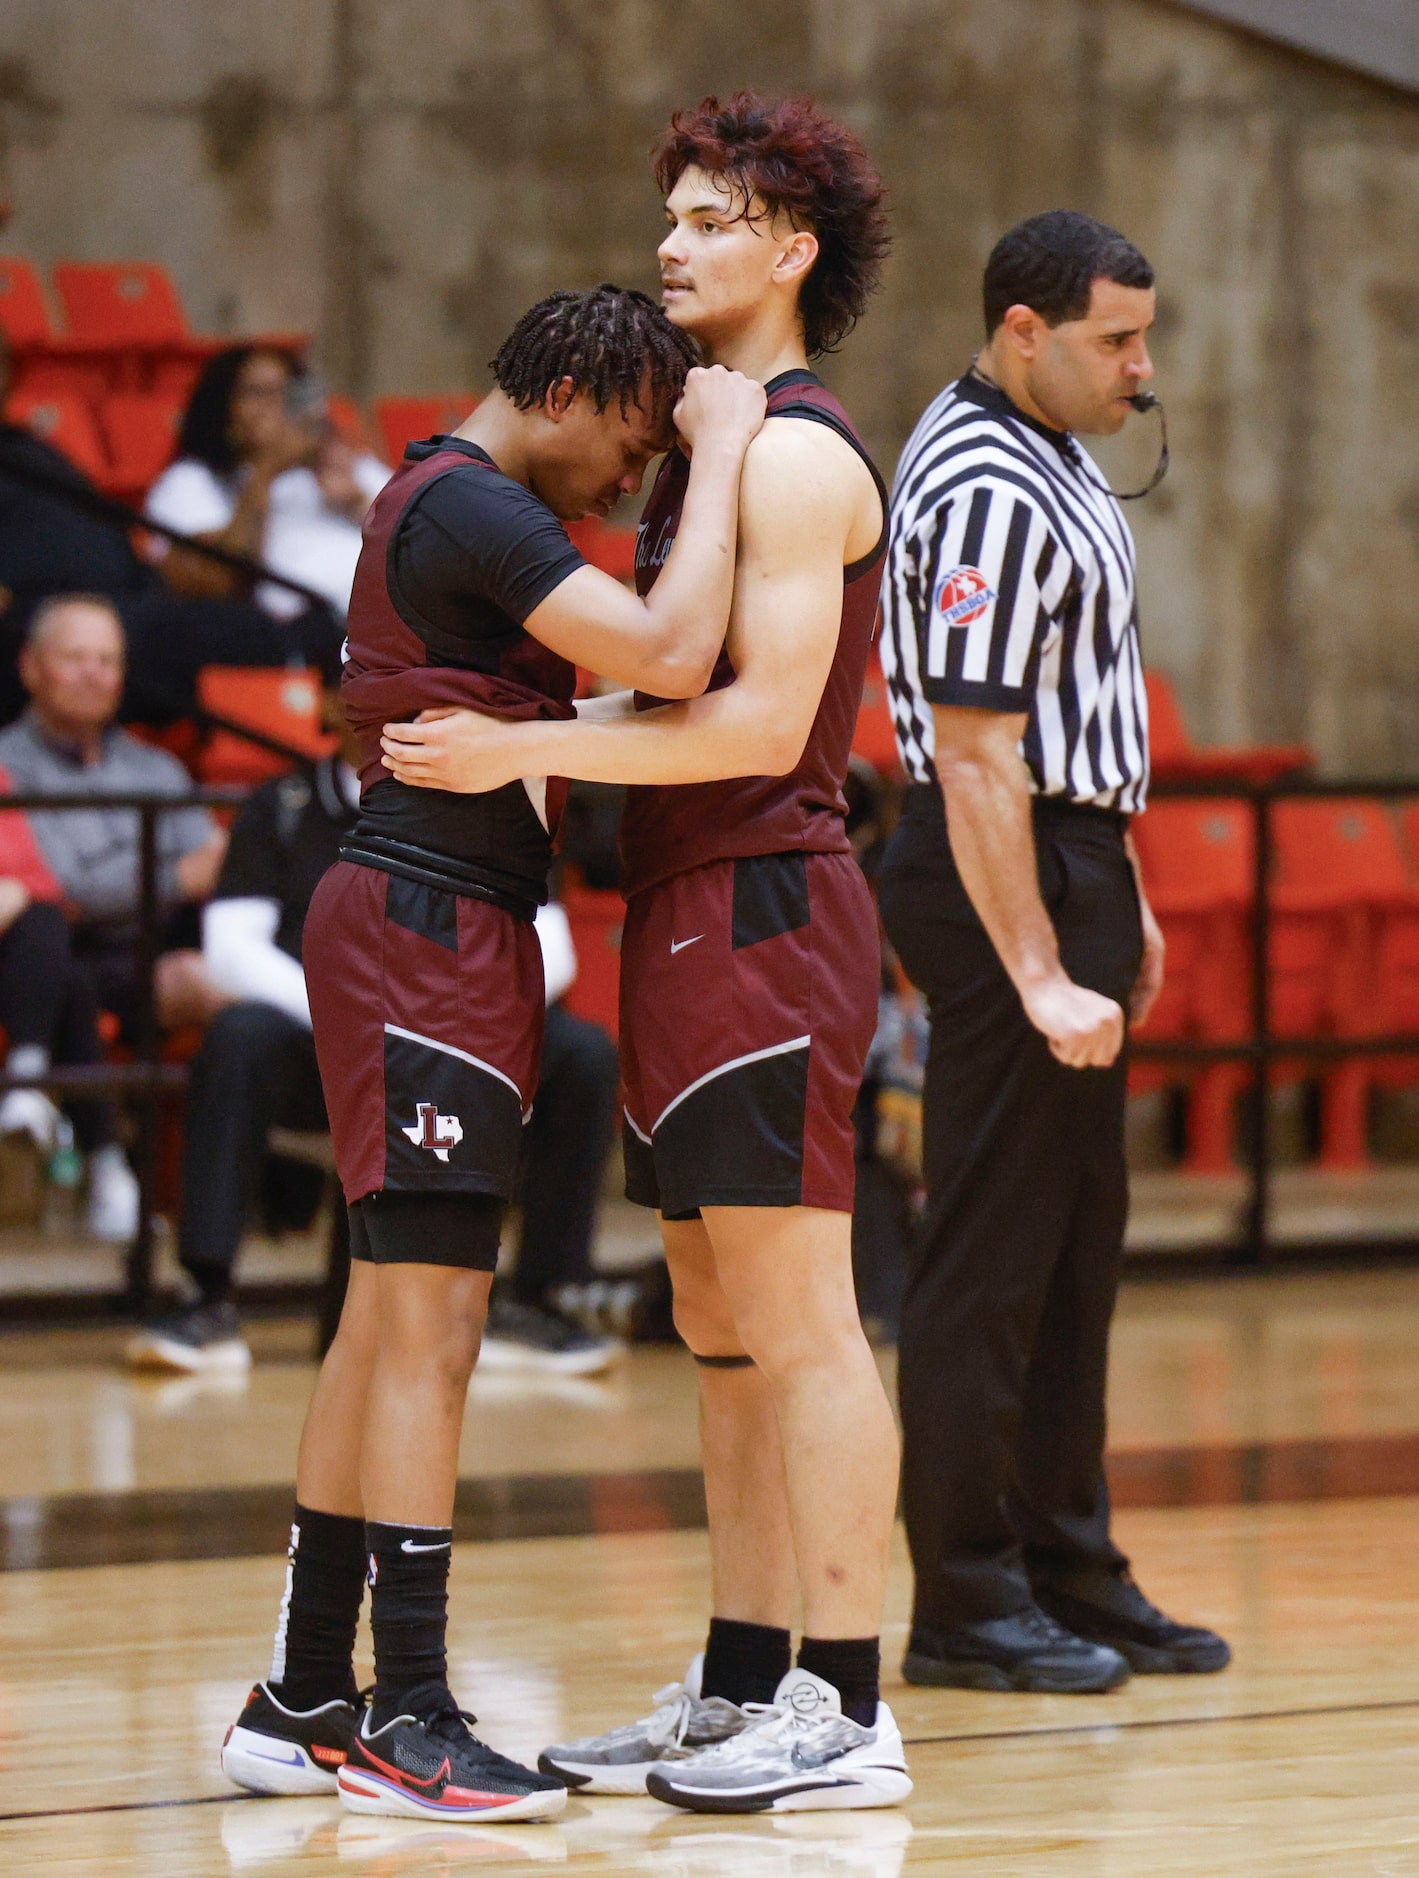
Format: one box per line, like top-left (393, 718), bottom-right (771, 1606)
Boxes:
top-left (537, 1652), bottom-right (753, 1795)
top-left (645, 1667), bottom-right (912, 1814)
top-left (86, 1142), bottom-right (139, 1241)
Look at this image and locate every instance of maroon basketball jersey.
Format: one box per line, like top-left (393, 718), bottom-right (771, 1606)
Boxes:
top-left (340, 441), bottom-right (578, 914)
top-left (619, 371), bottom-right (887, 899)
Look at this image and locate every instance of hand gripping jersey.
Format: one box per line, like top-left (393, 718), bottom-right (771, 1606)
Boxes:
top-left (339, 437), bottom-right (580, 919)
top-left (620, 370), bottom-right (888, 899)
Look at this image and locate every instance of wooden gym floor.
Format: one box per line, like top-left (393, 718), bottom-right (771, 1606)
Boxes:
top-left (2, 1266), bottom-right (1418, 1874)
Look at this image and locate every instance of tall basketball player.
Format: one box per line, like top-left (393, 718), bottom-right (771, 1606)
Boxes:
top-left (381, 94), bottom-right (910, 1814)
top-left (220, 286), bottom-right (765, 1823)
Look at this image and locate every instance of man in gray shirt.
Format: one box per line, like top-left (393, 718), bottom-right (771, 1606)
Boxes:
top-left (0, 594), bottom-right (226, 1235)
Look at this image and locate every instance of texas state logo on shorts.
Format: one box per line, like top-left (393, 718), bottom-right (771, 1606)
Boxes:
top-left (933, 564), bottom-right (997, 629)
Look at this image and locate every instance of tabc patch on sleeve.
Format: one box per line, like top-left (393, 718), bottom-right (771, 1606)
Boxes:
top-left (933, 564), bottom-right (997, 628)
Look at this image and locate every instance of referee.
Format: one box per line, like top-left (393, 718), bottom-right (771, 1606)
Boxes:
top-left (877, 212), bottom-right (1230, 1692)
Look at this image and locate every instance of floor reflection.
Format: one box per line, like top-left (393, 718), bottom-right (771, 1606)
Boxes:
top-left (218, 1795), bottom-right (915, 1875)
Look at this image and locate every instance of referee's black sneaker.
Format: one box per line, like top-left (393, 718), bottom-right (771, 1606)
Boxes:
top-left (1033, 1569), bottom-right (1231, 1675)
top-left (902, 1606), bottom-right (1130, 1693)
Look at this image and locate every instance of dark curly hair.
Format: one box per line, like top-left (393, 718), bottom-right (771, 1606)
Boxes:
top-left (491, 285), bottom-right (698, 427)
top-left (654, 91), bottom-right (890, 357)
top-left (983, 211), bottom-right (1154, 336)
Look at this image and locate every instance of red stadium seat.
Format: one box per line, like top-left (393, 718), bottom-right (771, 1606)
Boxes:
top-left (374, 394), bottom-right (477, 466)
top-left (560, 874), bottom-right (623, 1038)
top-left (4, 389), bottom-right (111, 486)
top-left (1131, 785), bottom-right (1419, 1169)
top-left (195, 666), bottom-right (336, 785)
top-left (1387, 801), bottom-right (1419, 1054)
top-left (52, 261), bottom-right (189, 347)
top-left (1144, 669), bottom-right (1192, 768)
top-left (1272, 800), bottom-right (1414, 1167)
top-left (1145, 668), bottom-right (1311, 785)
top-left (1131, 801), bottom-right (1254, 1170)
top-left (95, 391), bottom-right (182, 503)
top-left (45, 261), bottom-right (309, 399)
top-left (325, 392), bottom-right (379, 456)
top-left (564, 519), bottom-right (637, 583)
top-left (0, 256), bottom-right (56, 346)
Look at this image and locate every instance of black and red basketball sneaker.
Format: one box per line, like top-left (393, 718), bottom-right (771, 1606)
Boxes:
top-left (222, 1681), bottom-right (362, 1794)
top-left (337, 1683), bottom-right (567, 1823)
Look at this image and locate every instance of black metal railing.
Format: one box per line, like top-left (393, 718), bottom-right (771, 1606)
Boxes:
top-left (1133, 775), bottom-right (1419, 1264)
top-left (3, 773), bottom-right (1418, 1316)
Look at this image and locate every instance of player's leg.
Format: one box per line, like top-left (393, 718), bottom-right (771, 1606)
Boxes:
top-left (701, 1205), bottom-right (896, 1650)
top-left (537, 1211), bottom-right (792, 1794)
top-left (222, 1254), bottom-right (379, 1795)
top-left (335, 1194), bottom-right (565, 1823)
top-left (358, 1253), bottom-right (490, 1716)
top-left (663, 1213), bottom-right (796, 1679)
top-left (646, 1201), bottom-right (909, 1814)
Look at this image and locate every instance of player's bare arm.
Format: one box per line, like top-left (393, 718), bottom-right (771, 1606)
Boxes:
top-left (381, 418), bottom-right (880, 790)
top-left (931, 701), bottom-right (1126, 1069)
top-left (516, 364), bottom-right (764, 698)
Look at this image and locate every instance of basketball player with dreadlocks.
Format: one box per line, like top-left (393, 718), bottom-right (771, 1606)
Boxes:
top-left (382, 94), bottom-right (910, 1814)
top-left (220, 286), bottom-right (764, 1823)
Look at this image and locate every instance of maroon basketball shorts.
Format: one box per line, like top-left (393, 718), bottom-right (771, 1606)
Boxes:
top-left (619, 850), bottom-right (879, 1218)
top-left (303, 861), bottom-right (543, 1267)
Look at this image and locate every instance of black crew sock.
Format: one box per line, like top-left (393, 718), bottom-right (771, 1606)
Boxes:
top-left (366, 1520), bottom-right (454, 1727)
top-left (268, 1504), bottom-right (366, 1710)
top-left (797, 1636), bottom-right (881, 1728)
top-left (701, 1616), bottom-right (793, 1708)
top-left (186, 1259), bottom-right (232, 1307)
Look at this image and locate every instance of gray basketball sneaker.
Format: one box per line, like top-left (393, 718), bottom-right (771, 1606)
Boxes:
top-left (646, 1667), bottom-right (912, 1814)
top-left (537, 1653), bottom-right (752, 1795)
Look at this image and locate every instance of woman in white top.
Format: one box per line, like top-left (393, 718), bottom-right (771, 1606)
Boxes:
top-left (146, 348), bottom-right (388, 621)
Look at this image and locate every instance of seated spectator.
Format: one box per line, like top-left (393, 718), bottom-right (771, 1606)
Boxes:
top-left (0, 334), bottom-right (341, 724)
top-left (145, 347), bottom-right (387, 624)
top-left (0, 885), bottom-right (132, 1238)
top-left (125, 704), bottom-right (619, 1374)
top-left (0, 594), bottom-right (228, 1235)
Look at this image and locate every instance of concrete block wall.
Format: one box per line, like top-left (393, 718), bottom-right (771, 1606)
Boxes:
top-left (1, 0), bottom-right (1416, 772)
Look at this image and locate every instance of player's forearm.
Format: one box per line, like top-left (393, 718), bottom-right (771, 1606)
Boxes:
top-left (638, 441), bottom-right (750, 690)
top-left (502, 682), bottom-right (802, 787)
top-left (936, 745), bottom-right (1065, 998)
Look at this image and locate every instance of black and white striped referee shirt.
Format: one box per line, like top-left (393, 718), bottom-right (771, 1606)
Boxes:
top-left (880, 373), bottom-right (1149, 814)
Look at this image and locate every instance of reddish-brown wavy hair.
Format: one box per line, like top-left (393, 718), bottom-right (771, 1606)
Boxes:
top-left (654, 91), bottom-right (890, 357)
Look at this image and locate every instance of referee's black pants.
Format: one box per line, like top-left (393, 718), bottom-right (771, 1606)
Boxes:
top-left (878, 784), bottom-right (1143, 1631)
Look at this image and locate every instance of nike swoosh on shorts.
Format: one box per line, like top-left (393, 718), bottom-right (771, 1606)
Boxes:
top-left (670, 935), bottom-right (703, 954)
